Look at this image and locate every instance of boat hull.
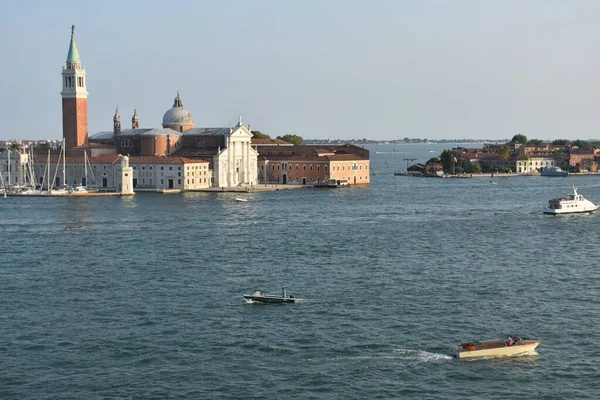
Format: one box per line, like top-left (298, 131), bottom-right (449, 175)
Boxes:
top-left (243, 295), bottom-right (295, 304)
top-left (457, 340), bottom-right (540, 359)
top-left (544, 206), bottom-right (598, 215)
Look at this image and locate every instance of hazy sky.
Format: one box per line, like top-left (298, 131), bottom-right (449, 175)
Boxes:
top-left (2, 0), bottom-right (600, 141)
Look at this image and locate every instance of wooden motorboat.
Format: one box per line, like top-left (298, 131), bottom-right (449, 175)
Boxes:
top-left (244, 289), bottom-right (295, 304)
top-left (456, 336), bottom-right (540, 359)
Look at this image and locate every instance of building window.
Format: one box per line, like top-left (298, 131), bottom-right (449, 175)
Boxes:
top-left (296, 165), bottom-right (299, 171)
top-left (317, 165), bottom-right (320, 171)
top-left (303, 165), bottom-right (306, 171)
top-left (310, 165), bottom-right (313, 171)
top-left (161, 167), bottom-right (164, 170)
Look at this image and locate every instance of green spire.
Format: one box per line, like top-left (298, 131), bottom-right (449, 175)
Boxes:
top-left (66, 25), bottom-right (81, 63)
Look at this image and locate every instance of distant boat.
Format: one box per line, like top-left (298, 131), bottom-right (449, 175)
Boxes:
top-left (544, 186), bottom-right (598, 215)
top-left (235, 197), bottom-right (248, 202)
top-left (490, 180), bottom-right (497, 185)
top-left (244, 289), bottom-right (295, 304)
top-left (541, 166), bottom-right (568, 177)
top-left (456, 336), bottom-right (540, 359)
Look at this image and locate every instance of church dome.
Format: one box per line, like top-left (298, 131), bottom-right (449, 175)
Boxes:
top-left (162, 92), bottom-right (194, 127)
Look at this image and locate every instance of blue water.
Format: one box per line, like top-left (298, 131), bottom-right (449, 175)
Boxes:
top-left (1, 144), bottom-right (599, 399)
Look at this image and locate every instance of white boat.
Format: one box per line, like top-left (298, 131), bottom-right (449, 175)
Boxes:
top-left (456, 336), bottom-right (540, 359)
top-left (544, 186), bottom-right (598, 215)
top-left (235, 198), bottom-right (248, 202)
top-left (541, 166), bottom-right (568, 177)
top-left (244, 288), bottom-right (295, 304)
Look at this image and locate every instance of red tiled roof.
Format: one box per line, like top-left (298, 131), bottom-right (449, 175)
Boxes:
top-left (251, 138), bottom-right (293, 145)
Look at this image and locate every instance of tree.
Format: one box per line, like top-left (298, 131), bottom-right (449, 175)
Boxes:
top-left (426, 157), bottom-right (440, 164)
top-left (480, 160), bottom-right (494, 173)
top-left (9, 143), bottom-right (21, 151)
top-left (552, 150), bottom-right (569, 170)
top-left (511, 134), bottom-right (528, 144)
top-left (439, 150), bottom-right (460, 173)
top-left (498, 145), bottom-right (510, 161)
top-left (572, 140), bottom-right (594, 150)
top-left (277, 134), bottom-right (304, 146)
top-left (526, 139), bottom-right (544, 146)
top-left (251, 130), bottom-right (271, 139)
top-left (33, 142), bottom-right (51, 151)
top-left (552, 139), bottom-right (571, 146)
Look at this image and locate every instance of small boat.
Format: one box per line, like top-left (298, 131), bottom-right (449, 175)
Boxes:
top-left (235, 197), bottom-right (248, 202)
top-left (544, 186), bottom-right (598, 215)
top-left (244, 289), bottom-right (295, 304)
top-left (541, 166), bottom-right (568, 177)
top-left (456, 336), bottom-right (540, 359)
top-left (490, 180), bottom-right (497, 185)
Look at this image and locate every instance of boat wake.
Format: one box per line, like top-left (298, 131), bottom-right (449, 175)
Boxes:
top-left (392, 348), bottom-right (453, 363)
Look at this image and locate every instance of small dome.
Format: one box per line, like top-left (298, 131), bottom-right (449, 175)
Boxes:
top-left (162, 92), bottom-right (194, 127)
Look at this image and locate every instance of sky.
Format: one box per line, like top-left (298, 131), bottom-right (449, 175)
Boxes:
top-left (1, 0), bottom-right (600, 141)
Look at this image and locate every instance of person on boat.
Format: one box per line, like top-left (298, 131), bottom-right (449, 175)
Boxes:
top-left (282, 288), bottom-right (287, 298)
top-left (506, 337), bottom-right (514, 346)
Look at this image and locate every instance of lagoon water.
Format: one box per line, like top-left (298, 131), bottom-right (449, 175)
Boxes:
top-left (1, 143), bottom-right (599, 399)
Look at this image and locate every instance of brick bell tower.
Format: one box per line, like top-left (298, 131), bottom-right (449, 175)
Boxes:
top-left (61, 25), bottom-right (88, 152)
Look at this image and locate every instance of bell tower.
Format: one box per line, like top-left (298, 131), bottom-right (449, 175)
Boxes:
top-left (61, 25), bottom-right (88, 152)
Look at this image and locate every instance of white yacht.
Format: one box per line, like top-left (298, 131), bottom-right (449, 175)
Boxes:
top-left (544, 186), bottom-right (598, 215)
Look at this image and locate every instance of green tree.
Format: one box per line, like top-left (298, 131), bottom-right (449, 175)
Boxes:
top-left (552, 139), bottom-right (571, 146)
top-left (498, 145), bottom-right (510, 161)
top-left (526, 139), bottom-right (544, 146)
top-left (426, 157), bottom-right (440, 164)
top-left (439, 150), bottom-right (452, 172)
top-left (9, 143), bottom-right (21, 151)
top-left (511, 134), bottom-right (528, 144)
top-left (480, 160), bottom-right (494, 173)
top-left (277, 134), bottom-right (304, 146)
top-left (572, 140), bottom-right (594, 150)
top-left (33, 142), bottom-right (51, 151)
top-left (471, 162), bottom-right (482, 173)
top-left (552, 150), bottom-right (569, 170)
top-left (251, 130), bottom-right (271, 139)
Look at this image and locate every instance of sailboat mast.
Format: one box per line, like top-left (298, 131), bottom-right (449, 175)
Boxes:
top-left (46, 149), bottom-right (51, 190)
top-left (84, 151), bottom-right (88, 186)
top-left (62, 139), bottom-right (66, 187)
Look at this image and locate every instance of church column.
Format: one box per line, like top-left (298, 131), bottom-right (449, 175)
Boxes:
top-left (226, 136), bottom-right (232, 187)
top-left (244, 141), bottom-right (250, 184)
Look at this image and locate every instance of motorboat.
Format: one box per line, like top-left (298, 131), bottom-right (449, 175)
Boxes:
top-left (456, 336), bottom-right (540, 359)
top-left (235, 198), bottom-right (248, 202)
top-left (541, 166), bottom-right (568, 177)
top-left (544, 186), bottom-right (598, 215)
top-left (244, 289), bottom-right (295, 304)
